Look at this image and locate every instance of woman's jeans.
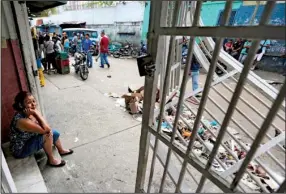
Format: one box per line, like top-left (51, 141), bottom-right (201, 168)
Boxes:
top-left (191, 70), bottom-right (199, 91)
top-left (239, 54), bottom-right (247, 64)
top-left (86, 51), bottom-right (93, 67)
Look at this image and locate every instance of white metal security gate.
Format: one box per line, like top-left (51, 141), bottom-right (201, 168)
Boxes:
top-left (135, 0), bottom-right (285, 193)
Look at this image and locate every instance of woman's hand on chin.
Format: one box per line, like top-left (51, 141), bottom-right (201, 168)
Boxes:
top-left (33, 109), bottom-right (42, 116)
top-left (23, 108), bottom-right (36, 117)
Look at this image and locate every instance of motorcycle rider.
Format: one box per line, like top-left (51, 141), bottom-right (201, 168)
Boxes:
top-left (72, 32), bottom-right (78, 53)
top-left (83, 33), bottom-right (93, 68)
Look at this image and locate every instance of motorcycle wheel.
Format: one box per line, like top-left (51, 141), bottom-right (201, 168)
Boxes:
top-left (74, 65), bottom-right (79, 74)
top-left (215, 63), bottom-right (227, 76)
top-left (131, 50), bottom-right (138, 58)
top-left (113, 52), bottom-right (121, 58)
top-left (80, 65), bottom-right (89, 80)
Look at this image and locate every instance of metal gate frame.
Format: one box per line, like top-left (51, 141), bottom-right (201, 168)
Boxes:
top-left (135, 0), bottom-right (285, 193)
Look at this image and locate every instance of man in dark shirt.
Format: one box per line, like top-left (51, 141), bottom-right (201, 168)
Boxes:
top-left (231, 38), bottom-right (243, 60)
top-left (99, 30), bottom-right (110, 68)
top-left (38, 32), bottom-right (45, 59)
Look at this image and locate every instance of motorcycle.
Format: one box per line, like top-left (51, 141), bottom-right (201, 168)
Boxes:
top-left (113, 41), bottom-right (138, 58)
top-left (138, 40), bottom-right (147, 56)
top-left (90, 41), bottom-right (99, 56)
top-left (181, 46), bottom-right (188, 65)
top-left (69, 43), bottom-right (77, 57)
top-left (72, 52), bottom-right (89, 80)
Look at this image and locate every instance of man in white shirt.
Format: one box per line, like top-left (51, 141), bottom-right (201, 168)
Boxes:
top-left (252, 40), bottom-right (271, 70)
top-left (72, 32), bottom-right (78, 52)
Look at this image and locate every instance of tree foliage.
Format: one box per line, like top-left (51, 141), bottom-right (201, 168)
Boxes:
top-left (39, 7), bottom-right (58, 17)
top-left (85, 1), bottom-right (146, 8)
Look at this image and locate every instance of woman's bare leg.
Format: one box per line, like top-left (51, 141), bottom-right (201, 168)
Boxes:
top-left (54, 138), bottom-right (70, 154)
top-left (43, 134), bottom-right (61, 165)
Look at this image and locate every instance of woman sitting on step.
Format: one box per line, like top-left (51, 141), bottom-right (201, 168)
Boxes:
top-left (10, 91), bottom-right (73, 167)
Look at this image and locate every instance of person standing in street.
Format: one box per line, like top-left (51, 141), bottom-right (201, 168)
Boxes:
top-left (63, 36), bottom-right (70, 53)
top-left (252, 39), bottom-right (271, 70)
top-left (231, 38), bottom-right (243, 60)
top-left (44, 35), bottom-right (56, 74)
top-left (187, 55), bottom-right (201, 105)
top-left (239, 40), bottom-right (252, 64)
top-left (72, 32), bottom-right (78, 53)
top-left (38, 32), bottom-right (45, 59)
top-left (77, 33), bottom-right (82, 52)
top-left (83, 33), bottom-right (93, 68)
top-left (99, 30), bottom-right (110, 68)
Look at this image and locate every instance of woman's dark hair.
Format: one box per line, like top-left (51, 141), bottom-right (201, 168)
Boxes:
top-left (13, 91), bottom-right (32, 111)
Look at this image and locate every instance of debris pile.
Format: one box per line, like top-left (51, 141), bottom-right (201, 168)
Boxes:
top-left (105, 86), bottom-right (160, 122)
top-left (160, 105), bottom-right (282, 193)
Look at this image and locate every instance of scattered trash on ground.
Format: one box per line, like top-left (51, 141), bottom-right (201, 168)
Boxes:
top-left (107, 75), bottom-right (112, 78)
top-left (104, 92), bottom-right (120, 98)
top-left (74, 137), bottom-right (79, 143)
top-left (158, 103), bottom-right (281, 192)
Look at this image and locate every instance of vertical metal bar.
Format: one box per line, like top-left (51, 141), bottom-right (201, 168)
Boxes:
top-left (135, 0), bottom-right (162, 192)
top-left (230, 80), bottom-right (286, 190)
top-left (157, 2), bottom-right (181, 192)
top-left (249, 1), bottom-right (260, 25)
top-left (146, 1), bottom-right (177, 192)
top-left (195, 2), bottom-right (275, 192)
top-left (176, 1), bottom-right (232, 192)
top-left (276, 179), bottom-right (286, 193)
top-left (1, 152), bottom-right (18, 193)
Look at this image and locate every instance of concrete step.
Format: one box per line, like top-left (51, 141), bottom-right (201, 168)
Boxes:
top-left (2, 142), bottom-right (48, 193)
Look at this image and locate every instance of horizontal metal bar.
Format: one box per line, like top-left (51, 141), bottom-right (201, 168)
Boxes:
top-left (147, 126), bottom-right (235, 193)
top-left (157, 25), bottom-right (285, 41)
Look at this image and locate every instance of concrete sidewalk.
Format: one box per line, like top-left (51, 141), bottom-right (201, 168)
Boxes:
top-left (39, 57), bottom-right (146, 192)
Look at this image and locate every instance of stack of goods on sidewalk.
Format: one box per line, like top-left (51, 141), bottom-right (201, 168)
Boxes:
top-left (55, 51), bottom-right (70, 74)
top-left (160, 106), bottom-right (282, 193)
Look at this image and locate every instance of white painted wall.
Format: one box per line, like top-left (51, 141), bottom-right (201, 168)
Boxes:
top-left (30, 2), bottom-right (144, 26)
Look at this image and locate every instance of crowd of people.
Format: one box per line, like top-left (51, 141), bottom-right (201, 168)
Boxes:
top-left (223, 38), bottom-right (271, 70)
top-left (32, 29), bottom-right (110, 71)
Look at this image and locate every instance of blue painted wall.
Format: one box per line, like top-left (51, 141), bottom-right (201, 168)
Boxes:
top-left (201, 1), bottom-right (242, 26)
top-left (234, 3), bottom-right (285, 57)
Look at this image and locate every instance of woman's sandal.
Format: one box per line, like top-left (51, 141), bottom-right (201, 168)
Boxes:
top-left (60, 149), bottom-right (74, 156)
top-left (48, 160), bottom-right (66, 167)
